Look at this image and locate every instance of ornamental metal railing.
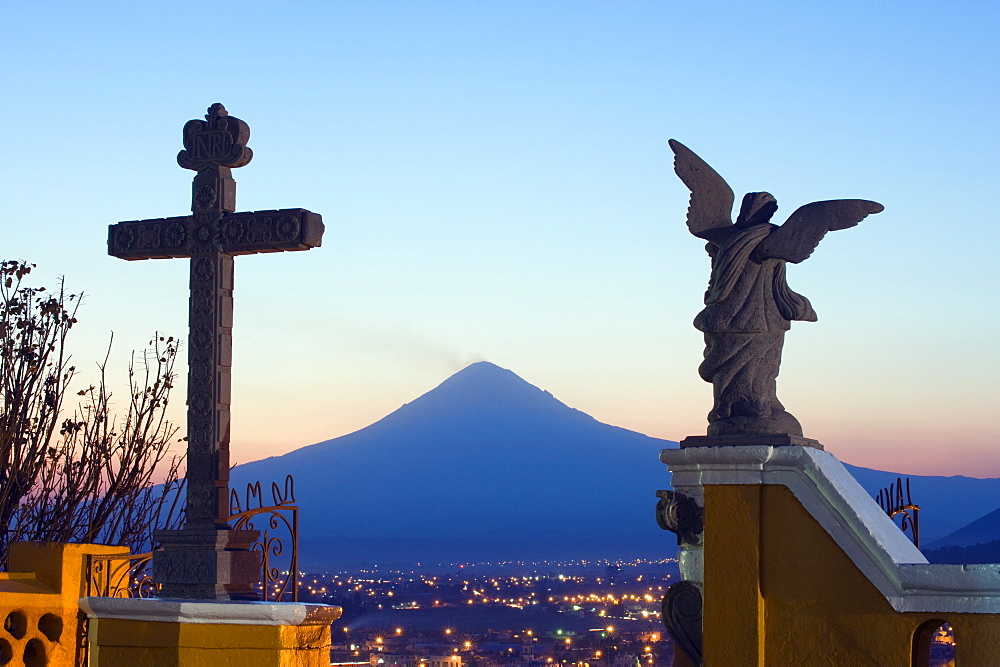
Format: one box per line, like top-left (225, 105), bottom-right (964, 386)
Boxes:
top-left (85, 474), bottom-right (299, 601)
top-left (229, 475), bottom-right (299, 602)
top-left (86, 551), bottom-right (156, 599)
top-left (875, 476), bottom-right (920, 548)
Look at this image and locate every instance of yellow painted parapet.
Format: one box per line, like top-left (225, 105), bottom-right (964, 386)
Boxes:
top-left (79, 596), bottom-right (342, 666)
top-left (659, 445), bottom-right (1000, 666)
top-left (0, 542), bottom-right (130, 666)
top-left (1, 543), bottom-right (341, 666)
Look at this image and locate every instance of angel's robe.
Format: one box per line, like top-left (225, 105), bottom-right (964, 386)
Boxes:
top-left (694, 223), bottom-right (815, 432)
top-left (695, 223), bottom-right (815, 334)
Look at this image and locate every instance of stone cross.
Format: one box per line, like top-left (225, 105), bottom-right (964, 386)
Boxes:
top-left (108, 103), bottom-right (324, 599)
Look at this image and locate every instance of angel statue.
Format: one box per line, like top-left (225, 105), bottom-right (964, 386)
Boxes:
top-left (670, 139), bottom-right (883, 440)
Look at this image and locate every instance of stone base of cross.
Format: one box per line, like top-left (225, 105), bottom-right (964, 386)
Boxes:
top-left (108, 104), bottom-right (324, 600)
top-left (152, 527), bottom-right (261, 600)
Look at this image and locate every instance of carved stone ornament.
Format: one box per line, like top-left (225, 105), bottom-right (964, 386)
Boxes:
top-left (177, 103), bottom-right (253, 172)
top-left (192, 256), bottom-right (214, 281)
top-left (190, 324), bottom-right (214, 351)
top-left (191, 289), bottom-right (214, 319)
top-left (656, 490), bottom-right (704, 546)
top-left (662, 580), bottom-right (703, 666)
top-left (195, 184), bottom-right (218, 210)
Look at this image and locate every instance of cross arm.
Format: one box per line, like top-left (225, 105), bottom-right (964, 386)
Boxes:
top-left (218, 208), bottom-right (324, 255)
top-left (109, 215), bottom-right (192, 260)
top-left (108, 208), bottom-right (324, 261)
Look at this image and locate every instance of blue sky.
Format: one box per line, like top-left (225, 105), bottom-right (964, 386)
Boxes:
top-left (3, 1), bottom-right (998, 475)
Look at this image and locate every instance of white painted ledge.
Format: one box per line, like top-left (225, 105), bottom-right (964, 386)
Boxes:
top-left (78, 597), bottom-right (342, 626)
top-left (660, 445), bottom-right (1000, 614)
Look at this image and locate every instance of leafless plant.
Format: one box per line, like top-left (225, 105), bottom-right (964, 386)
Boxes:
top-left (0, 260), bottom-right (185, 567)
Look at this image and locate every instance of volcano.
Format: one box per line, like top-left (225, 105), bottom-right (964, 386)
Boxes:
top-left (230, 361), bottom-right (1000, 568)
top-left (232, 362), bottom-right (676, 567)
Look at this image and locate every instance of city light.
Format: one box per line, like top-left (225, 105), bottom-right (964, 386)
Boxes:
top-left (318, 558), bottom-right (676, 666)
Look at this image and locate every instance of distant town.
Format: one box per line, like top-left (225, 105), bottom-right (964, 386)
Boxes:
top-left (290, 558), bottom-right (678, 666)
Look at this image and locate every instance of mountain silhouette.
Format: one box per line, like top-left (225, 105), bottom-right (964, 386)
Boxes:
top-left (232, 362), bottom-right (676, 567)
top-left (921, 505), bottom-right (1000, 563)
top-left (923, 505), bottom-right (1000, 550)
top-left (231, 361), bottom-right (1000, 568)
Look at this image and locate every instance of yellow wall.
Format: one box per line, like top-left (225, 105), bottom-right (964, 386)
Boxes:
top-left (702, 484), bottom-right (1000, 666)
top-left (0, 541), bottom-right (337, 665)
top-left (87, 617), bottom-right (332, 666)
top-left (0, 541), bottom-right (129, 667)
top-left (702, 485), bottom-right (764, 665)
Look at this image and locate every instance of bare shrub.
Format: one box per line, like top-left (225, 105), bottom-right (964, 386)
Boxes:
top-left (0, 260), bottom-right (184, 566)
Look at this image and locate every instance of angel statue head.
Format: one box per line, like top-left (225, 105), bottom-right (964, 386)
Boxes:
top-left (669, 139), bottom-right (883, 444)
top-left (735, 192), bottom-right (778, 228)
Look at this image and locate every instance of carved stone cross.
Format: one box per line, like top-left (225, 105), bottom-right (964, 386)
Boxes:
top-left (108, 103), bottom-right (324, 600)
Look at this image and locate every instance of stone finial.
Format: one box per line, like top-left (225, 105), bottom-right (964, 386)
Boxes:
top-left (177, 103), bottom-right (253, 172)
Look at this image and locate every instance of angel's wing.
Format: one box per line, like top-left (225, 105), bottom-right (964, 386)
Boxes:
top-left (669, 139), bottom-right (734, 240)
top-left (759, 199), bottom-right (884, 263)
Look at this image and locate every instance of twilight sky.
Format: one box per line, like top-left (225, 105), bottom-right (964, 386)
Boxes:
top-left (3, 1), bottom-right (998, 476)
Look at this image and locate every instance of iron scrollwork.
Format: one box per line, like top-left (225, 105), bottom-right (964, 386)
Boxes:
top-left (656, 490), bottom-right (704, 546)
top-left (85, 474), bottom-right (299, 602)
top-left (875, 477), bottom-right (920, 548)
top-left (229, 474), bottom-right (299, 602)
top-left (87, 552), bottom-right (157, 598)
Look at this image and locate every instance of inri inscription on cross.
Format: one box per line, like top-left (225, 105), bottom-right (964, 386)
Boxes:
top-left (108, 103), bottom-right (324, 600)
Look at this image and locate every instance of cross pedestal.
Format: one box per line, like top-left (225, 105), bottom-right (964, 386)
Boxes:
top-left (108, 104), bottom-right (324, 600)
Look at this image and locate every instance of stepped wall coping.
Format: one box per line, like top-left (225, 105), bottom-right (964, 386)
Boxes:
top-left (660, 444), bottom-right (1000, 614)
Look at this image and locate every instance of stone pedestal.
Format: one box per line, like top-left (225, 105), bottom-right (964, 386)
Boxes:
top-left (680, 433), bottom-right (822, 449)
top-left (152, 527), bottom-right (260, 600)
top-left (80, 597), bottom-right (342, 666)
